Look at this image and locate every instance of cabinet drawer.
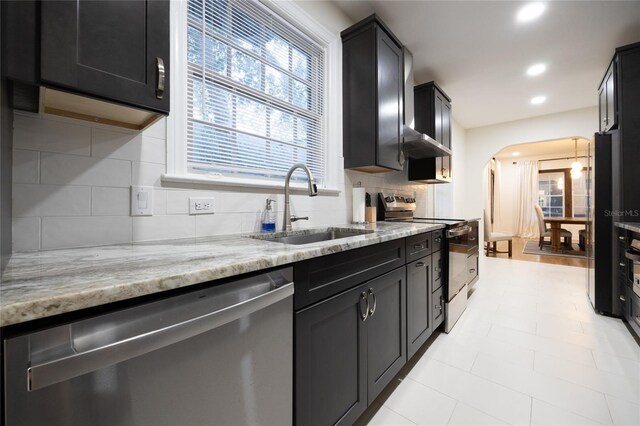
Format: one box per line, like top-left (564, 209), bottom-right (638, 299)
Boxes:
top-left (406, 232), bottom-right (431, 262)
top-left (294, 239), bottom-right (405, 310)
top-left (628, 288), bottom-right (640, 338)
top-left (432, 286), bottom-right (444, 329)
top-left (432, 250), bottom-right (443, 292)
top-left (432, 229), bottom-right (444, 253)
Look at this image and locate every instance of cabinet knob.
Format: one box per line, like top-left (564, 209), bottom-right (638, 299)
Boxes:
top-left (620, 295), bottom-right (626, 302)
top-left (469, 269), bottom-right (476, 273)
top-left (434, 237), bottom-right (442, 243)
top-left (619, 236), bottom-right (625, 241)
top-left (619, 262), bottom-right (626, 267)
top-left (416, 262), bottom-right (426, 268)
top-left (156, 57), bottom-right (166, 100)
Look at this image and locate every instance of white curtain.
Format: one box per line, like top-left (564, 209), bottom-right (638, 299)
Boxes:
top-left (515, 160), bottom-right (539, 238)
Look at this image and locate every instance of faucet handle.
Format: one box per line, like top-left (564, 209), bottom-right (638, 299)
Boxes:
top-left (290, 215), bottom-right (309, 222)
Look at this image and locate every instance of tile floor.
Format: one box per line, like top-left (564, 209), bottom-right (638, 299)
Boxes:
top-left (363, 256), bottom-right (640, 426)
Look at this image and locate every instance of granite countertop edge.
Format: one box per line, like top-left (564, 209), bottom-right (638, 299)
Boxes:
top-left (0, 222), bottom-right (445, 327)
top-left (615, 222), bottom-right (640, 233)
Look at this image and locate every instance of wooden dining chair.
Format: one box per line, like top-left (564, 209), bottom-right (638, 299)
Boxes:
top-left (534, 205), bottom-right (572, 249)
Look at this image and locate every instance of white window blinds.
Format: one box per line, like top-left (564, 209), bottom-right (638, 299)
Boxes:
top-left (186, 0), bottom-right (325, 183)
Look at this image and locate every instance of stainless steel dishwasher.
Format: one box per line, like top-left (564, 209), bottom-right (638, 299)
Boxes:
top-left (3, 267), bottom-right (294, 426)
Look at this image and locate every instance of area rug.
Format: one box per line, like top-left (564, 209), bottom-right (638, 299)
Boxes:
top-left (522, 241), bottom-right (587, 259)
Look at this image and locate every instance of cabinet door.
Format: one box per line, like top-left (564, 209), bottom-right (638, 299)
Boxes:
top-left (598, 85), bottom-right (607, 132)
top-left (605, 65), bottom-right (616, 131)
top-left (365, 267), bottom-right (406, 404)
top-left (295, 285), bottom-right (368, 426)
top-left (434, 92), bottom-right (443, 144)
top-left (375, 27), bottom-right (403, 171)
top-left (442, 100), bottom-right (452, 149)
top-left (407, 257), bottom-right (431, 360)
top-left (40, 0), bottom-right (169, 113)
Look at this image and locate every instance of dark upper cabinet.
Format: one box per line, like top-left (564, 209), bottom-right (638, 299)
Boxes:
top-left (5, 0), bottom-right (169, 130)
top-left (40, 0), bottom-right (169, 114)
top-left (342, 15), bottom-right (404, 173)
top-left (406, 256), bottom-right (432, 360)
top-left (598, 62), bottom-right (616, 132)
top-left (409, 82), bottom-right (452, 183)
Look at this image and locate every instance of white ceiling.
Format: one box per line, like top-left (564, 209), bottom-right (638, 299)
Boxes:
top-left (331, 1), bottom-right (640, 129)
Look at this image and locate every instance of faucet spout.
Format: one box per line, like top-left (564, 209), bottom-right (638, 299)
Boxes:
top-left (283, 163), bottom-right (317, 231)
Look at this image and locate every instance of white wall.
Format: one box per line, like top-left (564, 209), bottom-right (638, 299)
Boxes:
top-left (435, 118), bottom-right (466, 218)
top-left (10, 0), bottom-right (445, 252)
top-left (463, 106), bottom-right (598, 225)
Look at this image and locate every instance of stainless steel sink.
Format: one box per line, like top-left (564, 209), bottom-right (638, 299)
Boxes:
top-left (249, 228), bottom-right (374, 245)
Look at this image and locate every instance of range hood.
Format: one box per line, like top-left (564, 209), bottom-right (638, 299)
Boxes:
top-left (402, 126), bottom-right (452, 159)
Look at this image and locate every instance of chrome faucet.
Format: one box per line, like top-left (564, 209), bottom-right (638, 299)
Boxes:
top-left (283, 163), bottom-right (318, 231)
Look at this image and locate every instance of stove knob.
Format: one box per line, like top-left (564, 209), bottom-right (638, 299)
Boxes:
top-left (385, 196), bottom-right (394, 203)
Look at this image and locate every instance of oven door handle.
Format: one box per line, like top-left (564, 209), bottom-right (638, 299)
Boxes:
top-left (446, 225), bottom-right (472, 238)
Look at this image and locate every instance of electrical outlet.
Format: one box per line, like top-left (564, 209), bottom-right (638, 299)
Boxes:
top-left (189, 197), bottom-right (215, 215)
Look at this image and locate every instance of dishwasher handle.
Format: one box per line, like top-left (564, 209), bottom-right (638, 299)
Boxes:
top-left (27, 281), bottom-right (294, 392)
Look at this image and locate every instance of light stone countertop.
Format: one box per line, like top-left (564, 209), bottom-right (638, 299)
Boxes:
top-left (615, 222), bottom-right (640, 233)
top-left (0, 222), bottom-right (445, 327)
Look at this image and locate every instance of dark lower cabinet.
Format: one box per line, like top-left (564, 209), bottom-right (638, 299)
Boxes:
top-left (365, 268), bottom-right (407, 403)
top-left (406, 256), bottom-right (432, 359)
top-left (295, 284), bottom-right (367, 426)
top-left (432, 285), bottom-right (445, 329)
top-left (295, 267), bottom-right (406, 426)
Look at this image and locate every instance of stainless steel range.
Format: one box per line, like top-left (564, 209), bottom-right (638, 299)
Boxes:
top-left (378, 193), bottom-right (479, 332)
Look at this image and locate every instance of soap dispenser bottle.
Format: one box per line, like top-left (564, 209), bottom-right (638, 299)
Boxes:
top-left (261, 199), bottom-right (276, 233)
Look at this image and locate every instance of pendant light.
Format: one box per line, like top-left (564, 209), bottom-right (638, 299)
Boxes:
top-left (570, 138), bottom-right (583, 179)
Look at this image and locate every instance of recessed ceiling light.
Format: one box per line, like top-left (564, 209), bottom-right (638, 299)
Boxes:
top-left (530, 95), bottom-right (546, 105)
top-left (527, 63), bottom-right (547, 76)
top-left (512, 152), bottom-right (521, 156)
top-left (517, 3), bottom-right (546, 23)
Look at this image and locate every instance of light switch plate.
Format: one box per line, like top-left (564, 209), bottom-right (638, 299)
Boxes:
top-left (189, 197), bottom-right (215, 215)
top-left (131, 186), bottom-right (153, 216)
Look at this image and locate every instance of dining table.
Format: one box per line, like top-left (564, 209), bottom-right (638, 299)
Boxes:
top-left (544, 217), bottom-right (588, 252)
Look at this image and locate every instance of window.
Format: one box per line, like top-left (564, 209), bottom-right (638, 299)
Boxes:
top-left (537, 169), bottom-right (591, 218)
top-left (183, 0), bottom-right (326, 185)
top-left (538, 171), bottom-right (565, 217)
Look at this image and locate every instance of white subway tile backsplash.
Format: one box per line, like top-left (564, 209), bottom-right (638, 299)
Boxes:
top-left (153, 189), bottom-right (167, 215)
top-left (196, 213), bottom-right (244, 237)
top-left (42, 216), bottom-right (132, 250)
top-left (91, 187), bottom-right (130, 216)
top-left (166, 190), bottom-right (191, 215)
top-left (132, 215), bottom-right (195, 242)
top-left (41, 152), bottom-right (131, 187)
top-left (91, 129), bottom-right (165, 164)
top-left (13, 149), bottom-right (39, 184)
top-left (12, 217), bottom-right (41, 251)
top-left (13, 184), bottom-right (91, 217)
top-left (132, 161), bottom-right (165, 187)
top-left (14, 114), bottom-right (91, 155)
top-left (142, 117), bottom-right (166, 140)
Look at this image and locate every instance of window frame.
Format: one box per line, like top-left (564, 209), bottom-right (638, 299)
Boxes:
top-left (538, 168), bottom-right (590, 218)
top-left (164, 0), bottom-right (342, 194)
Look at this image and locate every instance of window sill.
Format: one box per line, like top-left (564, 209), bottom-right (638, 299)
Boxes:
top-left (161, 173), bottom-right (342, 195)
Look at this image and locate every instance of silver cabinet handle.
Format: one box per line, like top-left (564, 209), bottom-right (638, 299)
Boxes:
top-left (156, 57), bottom-right (166, 99)
top-left (27, 282), bottom-right (293, 392)
top-left (619, 262), bottom-right (626, 267)
top-left (469, 269), bottom-right (476, 273)
top-left (360, 291), bottom-right (369, 322)
top-left (619, 236), bottom-right (625, 241)
top-left (620, 295), bottom-right (627, 302)
top-left (414, 244), bottom-right (425, 250)
top-left (416, 262), bottom-right (426, 268)
top-left (291, 216), bottom-right (309, 222)
top-left (434, 237), bottom-right (442, 243)
top-left (368, 288), bottom-right (377, 316)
